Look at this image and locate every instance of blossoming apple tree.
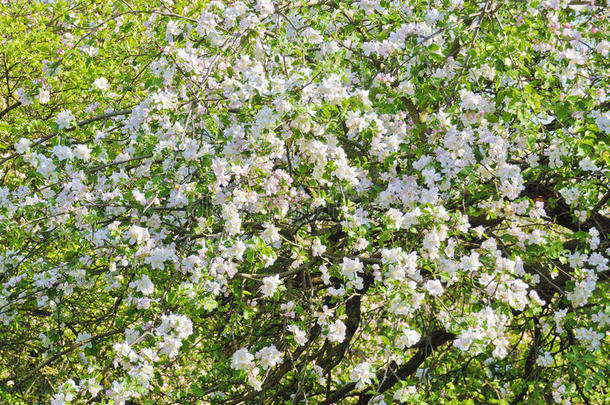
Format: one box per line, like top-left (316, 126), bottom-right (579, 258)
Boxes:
top-left (0, 0), bottom-right (608, 403)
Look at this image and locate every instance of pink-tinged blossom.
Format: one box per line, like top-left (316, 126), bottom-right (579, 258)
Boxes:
top-left (132, 190), bottom-right (146, 205)
top-left (453, 329), bottom-right (477, 352)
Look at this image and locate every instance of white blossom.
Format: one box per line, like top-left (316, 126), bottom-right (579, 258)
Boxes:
top-left (327, 320), bottom-right (346, 343)
top-left (56, 110), bottom-right (75, 129)
top-left (231, 348), bottom-right (255, 371)
top-left (255, 345), bottom-right (283, 370)
top-left (260, 274), bottom-right (282, 298)
top-left (350, 362), bottom-right (375, 389)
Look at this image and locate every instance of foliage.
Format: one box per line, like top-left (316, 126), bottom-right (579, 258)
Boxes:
top-left (0, 0), bottom-right (609, 404)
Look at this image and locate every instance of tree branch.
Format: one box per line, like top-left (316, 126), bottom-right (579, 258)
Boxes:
top-left (0, 109), bottom-right (132, 166)
top-left (0, 100), bottom-right (20, 120)
top-left (320, 330), bottom-right (455, 405)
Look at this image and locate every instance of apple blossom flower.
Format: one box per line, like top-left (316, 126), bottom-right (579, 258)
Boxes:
top-left (350, 362), bottom-right (375, 389)
top-left (260, 274), bottom-right (281, 298)
top-left (56, 110), bottom-right (75, 129)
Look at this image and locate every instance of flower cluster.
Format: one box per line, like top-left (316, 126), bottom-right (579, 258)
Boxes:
top-left (0, 0), bottom-right (608, 404)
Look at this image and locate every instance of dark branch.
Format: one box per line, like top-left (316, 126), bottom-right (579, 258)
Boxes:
top-left (0, 100), bottom-right (20, 120)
